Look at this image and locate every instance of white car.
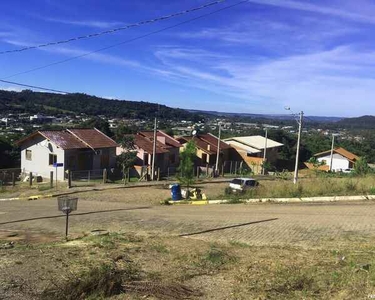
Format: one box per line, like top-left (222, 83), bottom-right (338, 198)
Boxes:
top-left (341, 168), bottom-right (354, 174)
top-left (229, 178), bottom-right (259, 192)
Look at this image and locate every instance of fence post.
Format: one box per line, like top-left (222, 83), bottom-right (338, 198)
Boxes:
top-left (88, 170), bottom-right (91, 183)
top-left (103, 169), bottom-right (107, 184)
top-left (206, 164), bottom-right (209, 178)
top-left (29, 172), bottom-right (32, 187)
top-left (167, 167), bottom-right (170, 181)
top-left (157, 168), bottom-right (160, 181)
top-left (196, 166), bottom-right (200, 179)
top-left (221, 164), bottom-right (224, 177)
top-left (128, 168), bottom-right (130, 183)
top-left (50, 171), bottom-right (53, 188)
top-left (67, 170), bottom-right (72, 189)
top-left (235, 161), bottom-right (238, 174)
top-left (12, 172), bottom-right (15, 187)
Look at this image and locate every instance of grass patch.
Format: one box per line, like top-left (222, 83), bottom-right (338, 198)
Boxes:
top-left (199, 244), bottom-right (236, 269)
top-left (150, 243), bottom-right (170, 254)
top-left (229, 240), bottom-right (250, 248)
top-left (220, 175), bottom-right (375, 201)
top-left (37, 184), bottom-right (53, 192)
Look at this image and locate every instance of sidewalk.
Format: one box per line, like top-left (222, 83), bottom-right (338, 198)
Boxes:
top-left (0, 177), bottom-right (232, 201)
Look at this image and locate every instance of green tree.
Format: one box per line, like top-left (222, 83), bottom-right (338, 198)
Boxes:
top-left (354, 157), bottom-right (370, 175)
top-left (117, 136), bottom-right (137, 184)
top-left (80, 117), bottom-right (113, 137)
top-left (178, 140), bottom-right (196, 189)
top-left (114, 124), bottom-right (138, 142)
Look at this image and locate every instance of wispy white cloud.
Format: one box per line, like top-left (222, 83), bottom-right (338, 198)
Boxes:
top-left (178, 17), bottom-right (359, 55)
top-left (150, 46), bottom-right (375, 116)
top-left (42, 17), bottom-right (123, 29)
top-left (246, 0), bottom-right (375, 25)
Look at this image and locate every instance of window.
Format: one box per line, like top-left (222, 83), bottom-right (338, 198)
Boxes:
top-left (26, 150), bottom-right (32, 161)
top-left (202, 153), bottom-right (207, 163)
top-left (49, 154), bottom-right (57, 165)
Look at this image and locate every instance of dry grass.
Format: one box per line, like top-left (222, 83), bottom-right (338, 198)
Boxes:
top-left (224, 175), bottom-right (375, 200)
top-left (2, 232), bottom-right (375, 299)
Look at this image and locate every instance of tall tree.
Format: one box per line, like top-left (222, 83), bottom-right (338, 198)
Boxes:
top-left (178, 140), bottom-right (196, 190)
top-left (117, 136), bottom-right (137, 184)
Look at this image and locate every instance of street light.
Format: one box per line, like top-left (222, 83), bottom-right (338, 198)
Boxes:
top-left (215, 122), bottom-right (222, 176)
top-left (285, 107), bottom-right (304, 184)
top-left (329, 134), bottom-right (339, 172)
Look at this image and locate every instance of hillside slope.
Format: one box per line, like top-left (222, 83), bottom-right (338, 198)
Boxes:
top-left (0, 89), bottom-right (200, 121)
top-left (335, 115), bottom-right (375, 129)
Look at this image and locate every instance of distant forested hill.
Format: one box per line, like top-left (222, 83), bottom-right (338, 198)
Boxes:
top-left (0, 89), bottom-right (202, 121)
top-left (335, 115), bottom-right (375, 129)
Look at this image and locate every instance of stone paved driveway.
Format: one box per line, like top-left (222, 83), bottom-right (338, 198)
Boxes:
top-left (1, 197), bottom-right (375, 247)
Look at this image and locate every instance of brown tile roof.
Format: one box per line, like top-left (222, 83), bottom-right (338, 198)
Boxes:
top-left (200, 133), bottom-right (231, 150)
top-left (68, 128), bottom-right (118, 149)
top-left (314, 147), bottom-right (359, 162)
top-left (16, 128), bottom-right (118, 150)
top-left (178, 134), bottom-right (230, 155)
top-left (40, 131), bottom-right (88, 149)
top-left (133, 135), bottom-right (168, 154)
top-left (139, 130), bottom-right (182, 149)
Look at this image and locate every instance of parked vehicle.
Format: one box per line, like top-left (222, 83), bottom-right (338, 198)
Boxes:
top-left (341, 168), bottom-right (354, 174)
top-left (229, 178), bottom-right (259, 192)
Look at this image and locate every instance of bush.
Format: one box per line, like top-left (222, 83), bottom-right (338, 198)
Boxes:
top-left (224, 187), bottom-right (233, 195)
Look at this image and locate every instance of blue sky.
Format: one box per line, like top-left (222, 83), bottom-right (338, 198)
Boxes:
top-left (1, 0), bottom-right (375, 117)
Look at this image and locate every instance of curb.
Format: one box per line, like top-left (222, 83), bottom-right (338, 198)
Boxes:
top-left (168, 195), bottom-right (375, 205)
top-left (0, 194), bottom-right (54, 202)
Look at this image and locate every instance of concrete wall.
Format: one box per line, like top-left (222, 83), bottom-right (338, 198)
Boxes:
top-left (317, 154), bottom-right (350, 171)
top-left (20, 136), bottom-right (65, 181)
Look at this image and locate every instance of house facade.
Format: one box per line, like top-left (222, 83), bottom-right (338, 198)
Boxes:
top-left (224, 136), bottom-right (283, 174)
top-left (177, 133), bottom-right (231, 167)
top-left (117, 130), bottom-right (182, 176)
top-left (17, 128), bottom-right (118, 181)
top-left (311, 147), bottom-right (359, 172)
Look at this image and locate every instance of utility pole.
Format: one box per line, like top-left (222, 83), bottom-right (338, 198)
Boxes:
top-left (215, 123), bottom-right (221, 176)
top-left (151, 117), bottom-right (157, 181)
top-left (329, 134), bottom-right (335, 172)
top-left (293, 111), bottom-right (303, 184)
top-left (262, 128), bottom-right (268, 175)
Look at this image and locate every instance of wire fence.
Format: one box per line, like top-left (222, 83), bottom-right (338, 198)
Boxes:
top-left (0, 168), bottom-right (21, 186)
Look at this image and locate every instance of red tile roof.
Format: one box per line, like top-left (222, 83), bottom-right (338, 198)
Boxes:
top-left (17, 128), bottom-right (118, 150)
top-left (139, 130), bottom-right (182, 149)
top-left (40, 131), bottom-right (88, 149)
top-left (178, 133), bottom-right (230, 155)
top-left (68, 128), bottom-right (118, 149)
top-left (133, 135), bottom-right (168, 154)
top-left (314, 147), bottom-right (359, 162)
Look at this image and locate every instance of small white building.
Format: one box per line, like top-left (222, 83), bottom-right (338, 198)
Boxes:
top-left (314, 147), bottom-right (359, 172)
top-left (16, 128), bottom-right (118, 181)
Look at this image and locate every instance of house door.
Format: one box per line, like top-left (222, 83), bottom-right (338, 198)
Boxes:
top-left (101, 154), bottom-right (109, 169)
top-left (78, 153), bottom-right (93, 170)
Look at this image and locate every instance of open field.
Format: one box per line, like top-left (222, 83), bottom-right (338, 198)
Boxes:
top-left (2, 182), bottom-right (375, 299)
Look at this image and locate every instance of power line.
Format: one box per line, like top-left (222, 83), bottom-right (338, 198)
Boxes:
top-left (0, 0), bottom-right (226, 55)
top-left (2, 0), bottom-right (249, 80)
top-left (0, 79), bottom-right (68, 94)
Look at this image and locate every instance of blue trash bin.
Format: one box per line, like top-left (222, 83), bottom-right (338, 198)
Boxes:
top-left (171, 184), bottom-right (182, 201)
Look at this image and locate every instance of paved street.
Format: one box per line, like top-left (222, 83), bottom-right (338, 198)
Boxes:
top-left (1, 191), bottom-right (375, 247)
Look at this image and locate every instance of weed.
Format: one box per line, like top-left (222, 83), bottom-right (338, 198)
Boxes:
top-left (369, 187), bottom-right (375, 195)
top-left (41, 264), bottom-right (125, 300)
top-left (199, 245), bottom-right (235, 269)
top-left (37, 184), bottom-right (52, 192)
top-left (344, 180), bottom-right (357, 192)
top-left (150, 243), bottom-right (169, 254)
top-left (229, 240), bottom-right (250, 248)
